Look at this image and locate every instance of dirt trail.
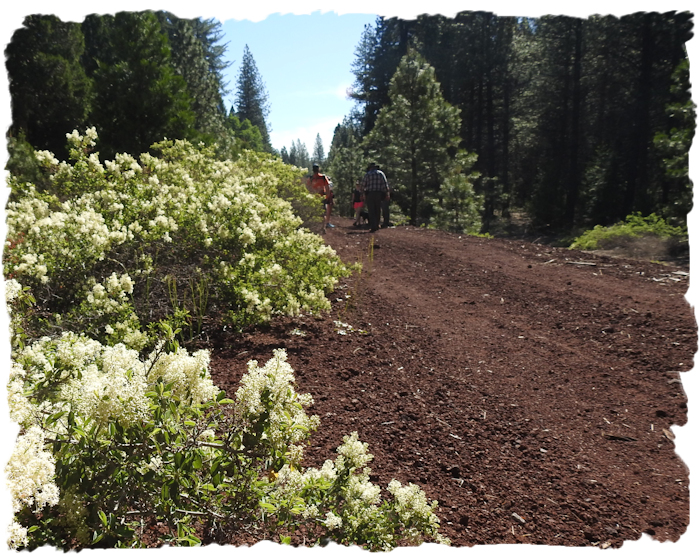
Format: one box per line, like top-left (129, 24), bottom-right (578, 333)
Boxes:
top-left (210, 218), bottom-right (695, 548)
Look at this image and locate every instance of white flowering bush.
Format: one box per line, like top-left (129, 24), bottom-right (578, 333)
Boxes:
top-left (5, 131), bottom-right (448, 550)
top-left (6, 337), bottom-right (448, 550)
top-left (5, 129), bottom-right (346, 345)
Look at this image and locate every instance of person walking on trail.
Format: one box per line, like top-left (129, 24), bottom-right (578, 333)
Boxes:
top-left (361, 162), bottom-right (389, 233)
top-left (306, 163), bottom-right (334, 229)
top-left (351, 180), bottom-right (365, 227)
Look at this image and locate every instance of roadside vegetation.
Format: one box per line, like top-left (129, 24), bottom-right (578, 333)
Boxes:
top-left (4, 130), bottom-right (449, 550)
top-left (569, 213), bottom-right (688, 260)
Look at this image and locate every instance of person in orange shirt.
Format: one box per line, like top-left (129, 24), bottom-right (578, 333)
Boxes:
top-left (306, 163), bottom-right (334, 229)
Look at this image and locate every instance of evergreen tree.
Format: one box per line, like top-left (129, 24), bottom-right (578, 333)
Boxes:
top-left (225, 109), bottom-right (265, 153)
top-left (280, 146), bottom-right (290, 164)
top-left (190, 17), bottom-right (230, 94)
top-left (350, 18), bottom-right (412, 135)
top-left (294, 139), bottom-right (311, 170)
top-left (235, 45), bottom-right (272, 151)
top-left (84, 11), bottom-right (196, 159)
top-left (288, 141), bottom-right (299, 166)
top-left (155, 12), bottom-right (228, 144)
top-left (653, 58), bottom-right (695, 223)
top-left (365, 50), bottom-right (465, 225)
top-left (5, 15), bottom-right (92, 160)
top-left (312, 133), bottom-right (325, 165)
top-left (327, 116), bottom-right (367, 217)
top-left (432, 152), bottom-right (483, 233)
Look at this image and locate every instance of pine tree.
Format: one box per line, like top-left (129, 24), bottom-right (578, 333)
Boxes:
top-left (365, 49), bottom-right (465, 225)
top-left (235, 45), bottom-right (271, 151)
top-left (432, 152), bottom-right (483, 233)
top-left (155, 12), bottom-right (227, 144)
top-left (312, 133), bottom-right (325, 165)
top-left (653, 58), bottom-right (695, 223)
top-left (294, 140), bottom-right (311, 170)
top-left (84, 11), bottom-right (196, 159)
top-left (280, 146), bottom-right (290, 164)
top-left (225, 108), bottom-right (265, 153)
top-left (327, 116), bottom-right (367, 217)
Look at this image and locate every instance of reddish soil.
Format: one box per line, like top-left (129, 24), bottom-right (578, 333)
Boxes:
top-left (209, 218), bottom-right (695, 549)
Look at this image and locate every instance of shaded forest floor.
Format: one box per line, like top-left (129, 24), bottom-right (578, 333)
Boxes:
top-left (208, 217), bottom-right (695, 548)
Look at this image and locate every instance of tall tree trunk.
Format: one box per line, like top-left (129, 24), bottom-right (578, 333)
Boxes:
top-left (564, 19), bottom-right (583, 229)
top-left (624, 13), bottom-right (653, 216)
top-left (411, 150), bottom-right (418, 225)
top-left (502, 80), bottom-right (511, 218)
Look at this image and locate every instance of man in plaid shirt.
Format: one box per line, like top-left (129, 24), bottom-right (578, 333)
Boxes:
top-left (361, 163), bottom-right (389, 233)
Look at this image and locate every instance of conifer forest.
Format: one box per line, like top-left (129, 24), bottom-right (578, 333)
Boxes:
top-left (5, 10), bottom-right (695, 235)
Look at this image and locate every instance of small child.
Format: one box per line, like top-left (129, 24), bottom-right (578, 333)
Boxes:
top-left (352, 181), bottom-right (364, 227)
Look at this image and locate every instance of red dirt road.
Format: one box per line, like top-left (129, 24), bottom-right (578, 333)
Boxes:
top-left (210, 219), bottom-right (695, 548)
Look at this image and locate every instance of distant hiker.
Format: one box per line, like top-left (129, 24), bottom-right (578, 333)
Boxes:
top-left (360, 162), bottom-right (389, 233)
top-left (306, 163), bottom-right (334, 229)
top-left (352, 180), bottom-right (365, 227)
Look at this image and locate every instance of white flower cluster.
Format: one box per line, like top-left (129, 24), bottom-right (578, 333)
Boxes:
top-left (235, 349), bottom-right (319, 455)
top-left (7, 521), bottom-right (29, 550)
top-left (7, 362), bottom-right (36, 428)
top-left (85, 272), bottom-right (132, 310)
top-left (146, 345), bottom-right (219, 405)
top-left (336, 431), bottom-right (373, 470)
top-left (387, 480), bottom-right (448, 545)
top-left (291, 428), bottom-right (449, 549)
top-left (333, 320), bottom-right (368, 336)
top-left (34, 150), bottom-right (59, 167)
top-left (5, 426), bottom-right (59, 513)
top-left (12, 333), bottom-right (220, 429)
top-left (61, 342), bottom-right (150, 426)
top-left (4, 278), bottom-right (22, 303)
top-left (324, 511), bottom-right (343, 530)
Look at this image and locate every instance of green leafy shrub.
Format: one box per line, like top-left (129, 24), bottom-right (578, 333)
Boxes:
top-left (4, 129), bottom-right (341, 346)
top-left (569, 213), bottom-right (687, 253)
top-left (5, 129), bottom-right (448, 550)
top-left (6, 333), bottom-right (449, 550)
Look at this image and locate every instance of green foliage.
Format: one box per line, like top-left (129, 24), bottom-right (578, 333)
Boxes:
top-left (365, 49), bottom-right (479, 227)
top-left (282, 139), bottom-right (312, 171)
top-left (569, 213), bottom-right (687, 251)
top-left (312, 134), bottom-right (326, 166)
top-left (235, 45), bottom-right (272, 151)
top-left (5, 15), bottom-right (93, 161)
top-left (225, 113), bottom-right (265, 153)
top-left (87, 12), bottom-right (197, 159)
top-left (652, 59), bottom-right (695, 222)
top-left (4, 129), bottom-right (339, 348)
top-left (430, 152), bottom-right (483, 234)
top-left (6, 11), bottom-right (236, 162)
top-left (5, 132), bottom-right (45, 191)
top-left (155, 12), bottom-right (230, 146)
top-left (326, 117), bottom-right (368, 218)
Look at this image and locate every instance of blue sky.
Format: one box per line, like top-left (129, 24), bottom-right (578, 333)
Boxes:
top-left (220, 12), bottom-right (376, 158)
